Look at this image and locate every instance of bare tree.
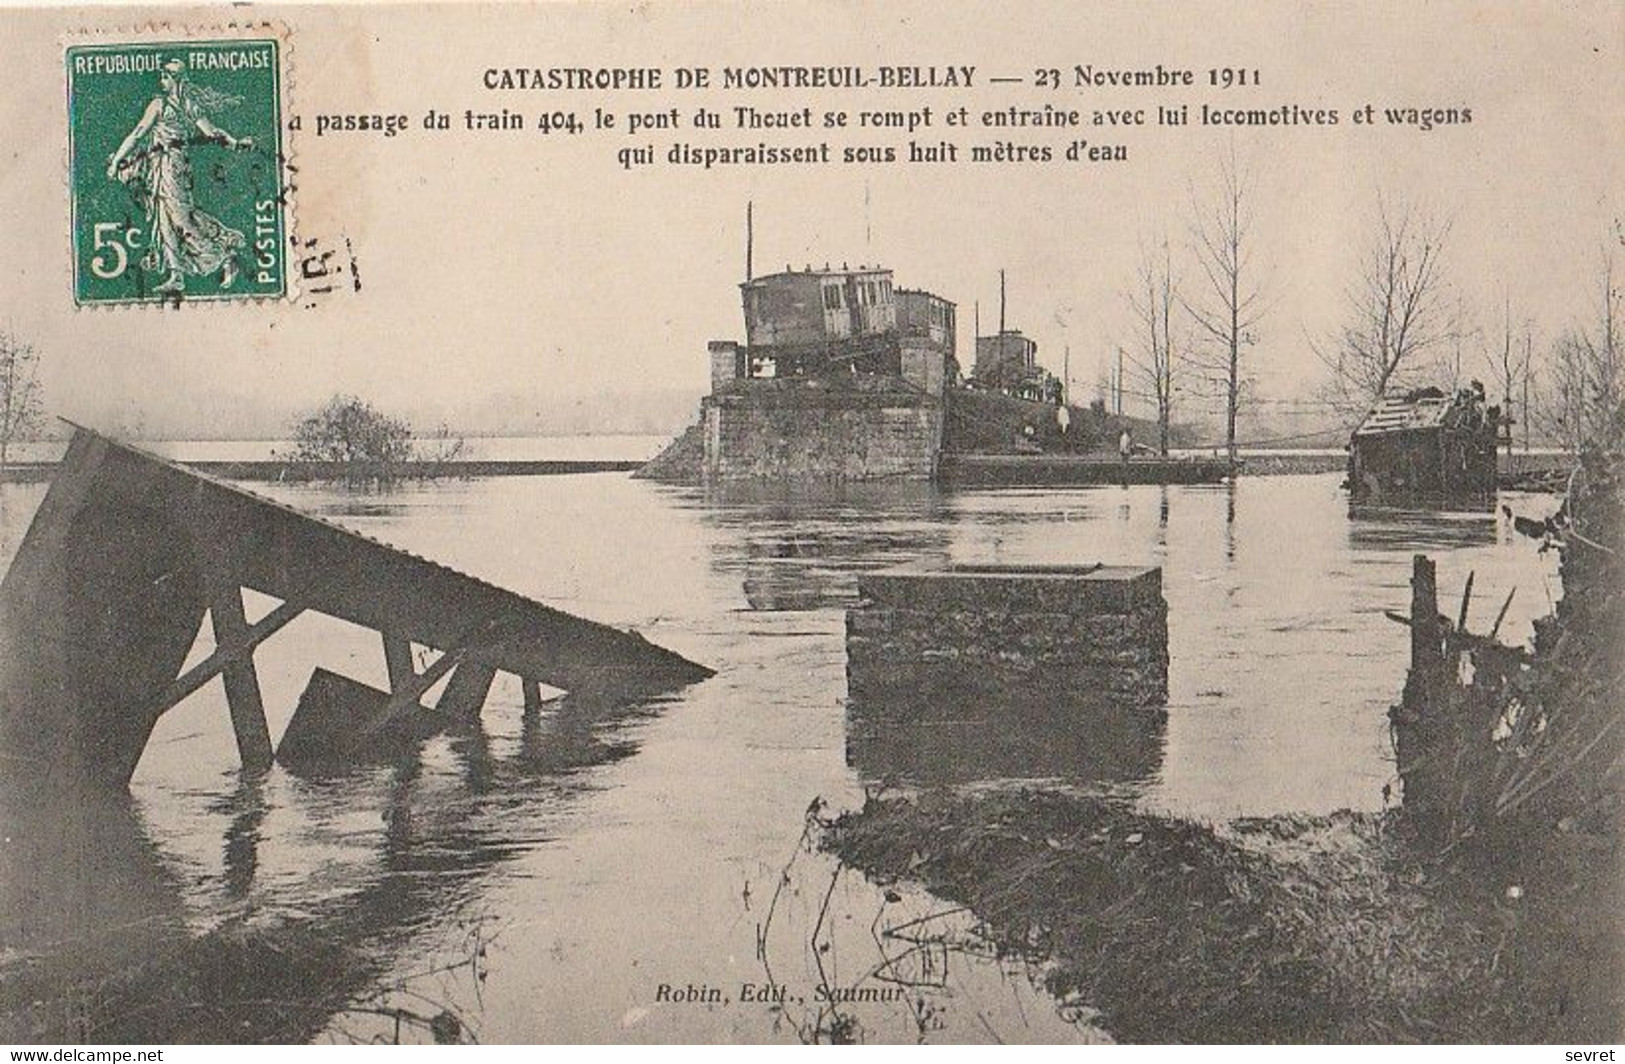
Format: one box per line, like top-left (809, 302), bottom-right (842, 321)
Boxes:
top-left (1316, 198), bottom-right (1456, 418)
top-left (1480, 294), bottom-right (1534, 458)
top-left (1518, 320), bottom-right (1536, 454)
top-left (1447, 294), bottom-right (1483, 391)
top-left (1124, 237), bottom-right (1181, 455)
top-left (0, 331), bottom-right (44, 470)
top-left (1183, 144), bottom-right (1265, 464)
top-left (1536, 244), bottom-right (1622, 455)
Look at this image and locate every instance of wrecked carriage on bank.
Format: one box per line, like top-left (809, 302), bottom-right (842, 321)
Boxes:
top-left (1348, 385), bottom-right (1503, 502)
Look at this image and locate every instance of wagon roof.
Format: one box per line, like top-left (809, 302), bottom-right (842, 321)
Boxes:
top-left (1354, 387), bottom-right (1454, 437)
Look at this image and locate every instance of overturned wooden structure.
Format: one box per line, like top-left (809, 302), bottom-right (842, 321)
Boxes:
top-left (0, 427), bottom-right (712, 789)
top-left (1349, 385), bottom-right (1500, 501)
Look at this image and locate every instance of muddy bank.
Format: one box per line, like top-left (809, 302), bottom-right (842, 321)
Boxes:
top-left (0, 913), bottom-right (487, 1044)
top-left (1233, 452), bottom-right (1346, 477)
top-left (822, 789), bottom-right (1620, 1043)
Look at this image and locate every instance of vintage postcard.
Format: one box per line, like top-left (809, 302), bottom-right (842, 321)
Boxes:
top-left (0, 0), bottom-right (1621, 1049)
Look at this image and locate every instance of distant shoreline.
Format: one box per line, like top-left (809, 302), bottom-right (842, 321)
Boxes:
top-left (0, 444), bottom-right (1572, 487)
top-left (0, 458), bottom-right (644, 484)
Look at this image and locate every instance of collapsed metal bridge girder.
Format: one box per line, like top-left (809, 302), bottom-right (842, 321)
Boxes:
top-left (0, 427), bottom-right (712, 788)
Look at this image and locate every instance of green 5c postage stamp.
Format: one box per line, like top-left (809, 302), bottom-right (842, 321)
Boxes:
top-left (67, 36), bottom-right (288, 305)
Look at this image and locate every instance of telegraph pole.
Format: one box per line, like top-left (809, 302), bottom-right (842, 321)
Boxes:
top-left (998, 269), bottom-right (1007, 337)
top-left (1522, 357), bottom-right (1531, 455)
top-left (1116, 348), bottom-right (1125, 415)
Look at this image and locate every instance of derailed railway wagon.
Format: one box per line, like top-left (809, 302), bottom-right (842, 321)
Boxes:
top-left (1348, 385), bottom-right (1501, 501)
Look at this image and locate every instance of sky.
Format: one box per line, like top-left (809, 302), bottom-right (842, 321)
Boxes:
top-left (1, 0), bottom-right (1620, 439)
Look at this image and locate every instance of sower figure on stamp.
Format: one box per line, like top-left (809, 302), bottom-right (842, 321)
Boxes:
top-left (106, 59), bottom-right (254, 296)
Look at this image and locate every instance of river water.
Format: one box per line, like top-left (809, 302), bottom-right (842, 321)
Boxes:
top-left (0, 470), bottom-right (1562, 1043)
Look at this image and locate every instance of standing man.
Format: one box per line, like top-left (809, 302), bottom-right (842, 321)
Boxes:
top-left (1118, 427), bottom-right (1133, 465)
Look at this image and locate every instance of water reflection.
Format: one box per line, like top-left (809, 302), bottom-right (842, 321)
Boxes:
top-left (696, 479), bottom-right (948, 515)
top-left (1347, 502), bottom-right (1499, 552)
top-left (318, 499), bottom-right (414, 520)
top-left (217, 776), bottom-right (270, 901)
top-left (691, 481), bottom-right (954, 612)
top-left (0, 788), bottom-right (188, 969)
top-left (1224, 480), bottom-right (1237, 561)
top-left (0, 690), bottom-right (671, 1043)
top-left (0, 471), bottom-right (1565, 1044)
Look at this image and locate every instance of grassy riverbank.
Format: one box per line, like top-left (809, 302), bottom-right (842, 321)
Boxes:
top-left (823, 789), bottom-right (1621, 1043)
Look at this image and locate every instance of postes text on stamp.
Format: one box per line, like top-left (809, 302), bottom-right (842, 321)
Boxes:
top-left (67, 38), bottom-right (287, 305)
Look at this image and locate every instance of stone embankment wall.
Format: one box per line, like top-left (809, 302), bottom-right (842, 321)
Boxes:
top-left (702, 378), bottom-right (942, 481)
top-left (846, 564), bottom-right (1169, 707)
top-left (945, 388), bottom-right (1162, 455)
top-left (632, 417), bottom-right (705, 482)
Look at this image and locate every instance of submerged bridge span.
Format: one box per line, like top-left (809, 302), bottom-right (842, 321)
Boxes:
top-left (0, 426), bottom-right (712, 789)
